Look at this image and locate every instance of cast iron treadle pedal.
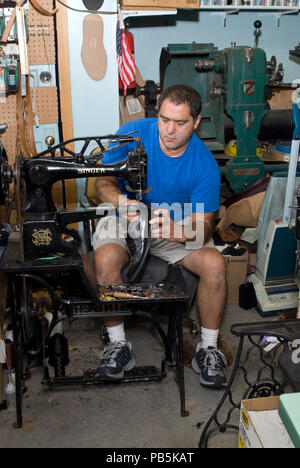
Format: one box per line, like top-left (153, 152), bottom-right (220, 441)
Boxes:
top-left (88, 365), bottom-right (166, 383)
top-left (41, 364), bottom-right (167, 387)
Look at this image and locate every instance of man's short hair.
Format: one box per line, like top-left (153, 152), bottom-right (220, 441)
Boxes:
top-left (158, 84), bottom-right (202, 121)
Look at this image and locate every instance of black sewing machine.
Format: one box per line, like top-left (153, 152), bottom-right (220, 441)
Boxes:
top-left (0, 134), bottom-right (148, 261)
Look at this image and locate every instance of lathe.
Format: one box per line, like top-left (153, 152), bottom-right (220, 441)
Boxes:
top-left (159, 20), bottom-right (293, 193)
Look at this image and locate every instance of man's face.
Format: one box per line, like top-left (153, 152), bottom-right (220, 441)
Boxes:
top-left (158, 98), bottom-right (201, 156)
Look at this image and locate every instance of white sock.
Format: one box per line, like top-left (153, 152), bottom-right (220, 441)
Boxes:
top-left (201, 327), bottom-right (219, 349)
top-left (107, 323), bottom-right (126, 343)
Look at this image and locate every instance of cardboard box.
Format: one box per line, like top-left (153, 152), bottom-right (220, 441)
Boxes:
top-left (121, 0), bottom-right (199, 9)
top-left (239, 396), bottom-right (295, 448)
top-left (224, 253), bottom-right (248, 305)
top-left (119, 68), bottom-right (147, 125)
top-left (247, 252), bottom-right (256, 275)
top-left (119, 95), bottom-right (145, 125)
top-left (268, 146), bottom-right (292, 163)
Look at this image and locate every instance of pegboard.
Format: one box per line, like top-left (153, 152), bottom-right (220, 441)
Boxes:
top-left (0, 1), bottom-right (58, 167)
top-left (0, 94), bottom-right (17, 167)
top-left (35, 86), bottom-right (59, 124)
top-left (0, 0), bottom-right (59, 223)
top-left (27, 0), bottom-right (56, 65)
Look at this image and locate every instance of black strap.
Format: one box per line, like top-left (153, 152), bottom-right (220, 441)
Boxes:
top-left (82, 0), bottom-right (104, 10)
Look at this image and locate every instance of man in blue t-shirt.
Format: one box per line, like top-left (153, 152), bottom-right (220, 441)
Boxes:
top-left (93, 84), bottom-right (227, 389)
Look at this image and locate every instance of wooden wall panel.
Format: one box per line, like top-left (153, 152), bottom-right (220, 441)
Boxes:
top-left (55, 0), bottom-right (77, 208)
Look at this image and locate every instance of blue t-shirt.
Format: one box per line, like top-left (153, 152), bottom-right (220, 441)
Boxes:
top-left (102, 118), bottom-right (220, 220)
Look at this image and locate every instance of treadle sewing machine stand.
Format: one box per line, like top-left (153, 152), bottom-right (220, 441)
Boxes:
top-left (198, 319), bottom-right (300, 448)
top-left (0, 134), bottom-right (191, 428)
top-left (1, 233), bottom-right (190, 429)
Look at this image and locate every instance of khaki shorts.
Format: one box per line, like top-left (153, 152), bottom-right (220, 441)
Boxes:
top-left (93, 214), bottom-right (201, 265)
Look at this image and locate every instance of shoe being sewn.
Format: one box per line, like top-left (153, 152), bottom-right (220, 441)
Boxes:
top-left (126, 204), bottom-right (151, 283)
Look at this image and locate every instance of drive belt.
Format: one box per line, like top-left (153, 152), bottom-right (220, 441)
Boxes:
top-left (29, 0), bottom-right (58, 16)
top-left (16, 70), bottom-right (37, 158)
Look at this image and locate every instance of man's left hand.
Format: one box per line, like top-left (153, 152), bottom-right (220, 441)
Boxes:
top-left (149, 209), bottom-right (185, 243)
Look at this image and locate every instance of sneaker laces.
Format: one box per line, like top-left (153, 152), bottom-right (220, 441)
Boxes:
top-left (200, 348), bottom-right (227, 370)
top-left (100, 341), bottom-right (128, 364)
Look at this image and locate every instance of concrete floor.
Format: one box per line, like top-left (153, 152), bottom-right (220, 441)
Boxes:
top-left (0, 303), bottom-right (277, 449)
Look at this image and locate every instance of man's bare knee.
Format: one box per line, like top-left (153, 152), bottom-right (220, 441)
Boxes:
top-left (179, 247), bottom-right (226, 281)
top-left (94, 243), bottom-right (129, 283)
top-left (202, 249), bottom-right (226, 277)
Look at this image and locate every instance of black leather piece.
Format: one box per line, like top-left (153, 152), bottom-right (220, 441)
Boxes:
top-left (125, 206), bottom-right (152, 283)
top-left (82, 0), bottom-right (104, 10)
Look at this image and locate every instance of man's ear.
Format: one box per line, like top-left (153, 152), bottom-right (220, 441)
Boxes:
top-left (194, 114), bottom-right (201, 129)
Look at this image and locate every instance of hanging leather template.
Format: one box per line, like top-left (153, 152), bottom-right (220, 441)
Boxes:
top-left (81, 14), bottom-right (107, 81)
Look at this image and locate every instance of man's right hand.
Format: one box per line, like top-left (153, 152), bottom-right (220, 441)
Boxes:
top-left (118, 195), bottom-right (142, 223)
top-left (96, 176), bottom-right (146, 223)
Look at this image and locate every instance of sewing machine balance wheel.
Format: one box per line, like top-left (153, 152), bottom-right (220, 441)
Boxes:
top-left (0, 146), bottom-right (25, 263)
top-left (0, 146), bottom-right (25, 244)
top-left (0, 144), bottom-right (11, 205)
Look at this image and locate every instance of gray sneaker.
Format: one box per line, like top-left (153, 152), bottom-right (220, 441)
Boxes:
top-left (95, 340), bottom-right (136, 378)
top-left (192, 344), bottom-right (227, 389)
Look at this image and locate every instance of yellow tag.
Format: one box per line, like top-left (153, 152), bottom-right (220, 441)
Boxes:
top-left (242, 409), bottom-right (249, 430)
top-left (238, 434), bottom-right (246, 448)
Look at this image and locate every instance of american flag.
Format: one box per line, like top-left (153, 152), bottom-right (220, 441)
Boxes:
top-left (116, 21), bottom-right (136, 96)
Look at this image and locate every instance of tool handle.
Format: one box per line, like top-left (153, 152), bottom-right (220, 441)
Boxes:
top-left (113, 291), bottom-right (133, 299)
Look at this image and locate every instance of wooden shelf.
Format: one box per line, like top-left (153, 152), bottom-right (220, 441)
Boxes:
top-left (122, 4), bottom-right (299, 25)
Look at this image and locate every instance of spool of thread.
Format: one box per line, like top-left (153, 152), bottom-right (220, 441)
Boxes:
top-left (5, 329), bottom-right (13, 342)
top-left (5, 372), bottom-right (16, 411)
top-left (5, 389), bottom-right (16, 410)
top-left (5, 380), bottom-right (15, 395)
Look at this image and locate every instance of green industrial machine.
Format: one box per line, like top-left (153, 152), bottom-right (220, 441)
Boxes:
top-left (160, 42), bottom-right (225, 152)
top-left (160, 22), bottom-right (284, 193)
